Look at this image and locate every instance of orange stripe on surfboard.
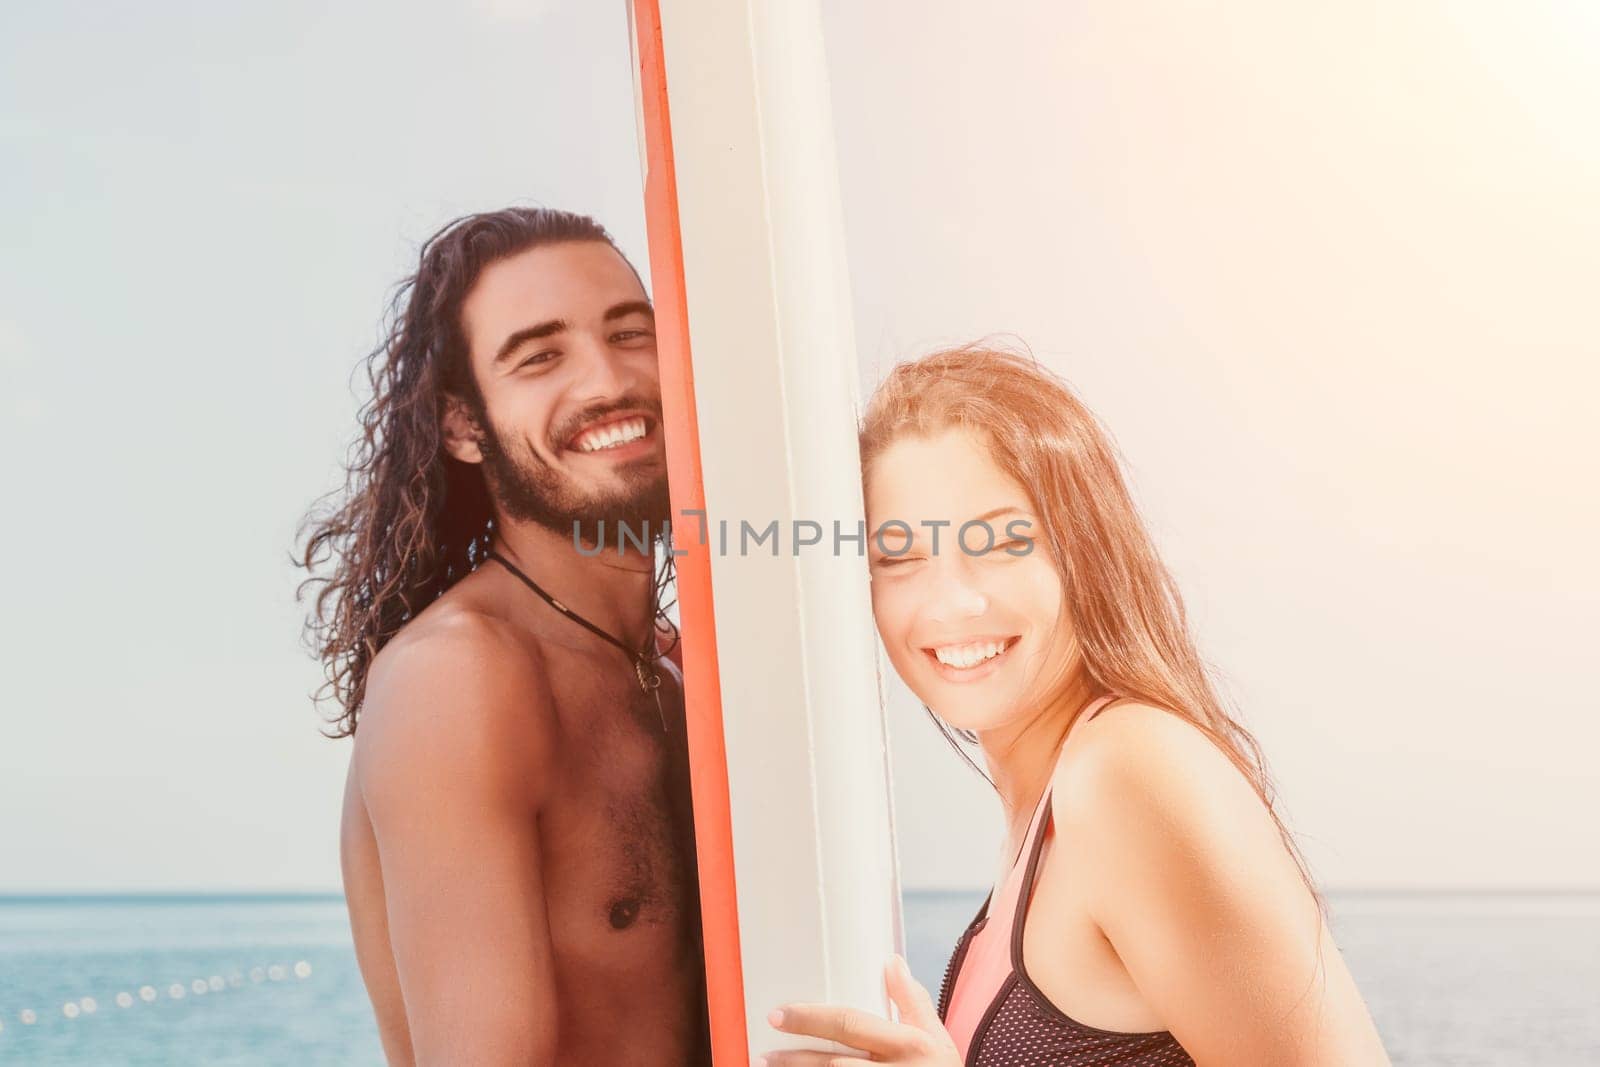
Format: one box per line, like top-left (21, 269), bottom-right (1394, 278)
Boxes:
top-left (632, 1), bottom-right (749, 1063)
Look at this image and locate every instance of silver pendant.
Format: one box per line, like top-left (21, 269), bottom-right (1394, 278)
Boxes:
top-left (634, 658), bottom-right (662, 693)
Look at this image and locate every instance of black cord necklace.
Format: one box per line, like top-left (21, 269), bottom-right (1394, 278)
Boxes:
top-left (486, 549), bottom-right (672, 732)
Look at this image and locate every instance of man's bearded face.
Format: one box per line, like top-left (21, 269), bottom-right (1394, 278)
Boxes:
top-left (474, 393), bottom-right (671, 547)
top-left (455, 240), bottom-right (672, 549)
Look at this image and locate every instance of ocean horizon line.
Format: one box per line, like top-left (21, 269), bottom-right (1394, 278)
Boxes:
top-left (1, 885), bottom-right (1596, 903)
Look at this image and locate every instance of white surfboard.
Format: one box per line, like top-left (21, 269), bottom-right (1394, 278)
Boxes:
top-left (628, 0), bottom-right (904, 1060)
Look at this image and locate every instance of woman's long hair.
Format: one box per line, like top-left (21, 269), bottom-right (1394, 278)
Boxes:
top-left (859, 339), bottom-right (1319, 898)
top-left (294, 207), bottom-right (626, 739)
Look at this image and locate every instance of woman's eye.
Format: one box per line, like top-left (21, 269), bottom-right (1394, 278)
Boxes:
top-left (873, 555), bottom-right (924, 569)
top-left (993, 539), bottom-right (1031, 555)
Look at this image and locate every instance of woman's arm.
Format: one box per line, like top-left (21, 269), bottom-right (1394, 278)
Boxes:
top-left (1055, 703), bottom-right (1390, 1065)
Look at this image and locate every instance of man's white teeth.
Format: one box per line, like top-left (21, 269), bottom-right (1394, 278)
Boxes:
top-left (933, 639), bottom-right (1010, 669)
top-left (573, 417), bottom-right (648, 453)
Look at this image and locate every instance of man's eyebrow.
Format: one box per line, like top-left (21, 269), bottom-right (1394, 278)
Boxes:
top-left (491, 302), bottom-right (654, 366)
top-left (869, 506), bottom-right (1031, 543)
top-left (603, 300), bottom-right (655, 323)
top-left (493, 318), bottom-right (568, 365)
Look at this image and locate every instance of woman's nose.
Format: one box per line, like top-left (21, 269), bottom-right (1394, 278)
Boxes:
top-left (924, 557), bottom-right (989, 621)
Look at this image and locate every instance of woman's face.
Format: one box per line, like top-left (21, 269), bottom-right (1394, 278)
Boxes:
top-left (865, 428), bottom-right (1072, 735)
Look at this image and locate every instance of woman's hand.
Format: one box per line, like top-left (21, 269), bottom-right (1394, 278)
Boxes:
top-left (758, 954), bottom-right (962, 1067)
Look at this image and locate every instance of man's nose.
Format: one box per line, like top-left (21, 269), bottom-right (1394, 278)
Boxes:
top-left (571, 338), bottom-right (631, 402)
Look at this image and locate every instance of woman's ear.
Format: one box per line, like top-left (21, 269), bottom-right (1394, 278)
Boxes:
top-left (440, 392), bottom-right (485, 464)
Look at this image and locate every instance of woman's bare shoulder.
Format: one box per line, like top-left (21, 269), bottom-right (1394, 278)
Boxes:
top-left (1056, 699), bottom-right (1245, 792)
top-left (1051, 699), bottom-right (1287, 870)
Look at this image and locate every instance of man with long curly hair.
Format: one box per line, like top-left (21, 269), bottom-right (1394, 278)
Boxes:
top-left (297, 207), bottom-right (708, 1065)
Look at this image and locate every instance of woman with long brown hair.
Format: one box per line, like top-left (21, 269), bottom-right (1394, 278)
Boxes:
top-left (763, 343), bottom-right (1389, 1065)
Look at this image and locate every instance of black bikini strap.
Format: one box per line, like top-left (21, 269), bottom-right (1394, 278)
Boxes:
top-left (1010, 783), bottom-right (1056, 968)
top-left (1008, 693), bottom-right (1124, 968)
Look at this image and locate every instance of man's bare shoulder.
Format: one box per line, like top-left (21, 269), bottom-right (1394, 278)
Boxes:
top-left (354, 601), bottom-right (558, 815)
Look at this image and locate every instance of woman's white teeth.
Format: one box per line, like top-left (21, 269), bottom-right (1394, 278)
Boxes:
top-left (574, 417), bottom-right (647, 453)
top-left (933, 639), bottom-right (1009, 669)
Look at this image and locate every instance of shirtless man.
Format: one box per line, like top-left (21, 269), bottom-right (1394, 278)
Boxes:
top-left (297, 207), bottom-right (709, 1065)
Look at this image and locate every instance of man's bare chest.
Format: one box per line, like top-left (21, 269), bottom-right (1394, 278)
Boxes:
top-left (537, 664), bottom-right (697, 942)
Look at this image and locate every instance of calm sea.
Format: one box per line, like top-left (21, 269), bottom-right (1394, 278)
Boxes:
top-left (1, 891), bottom-right (1594, 1065)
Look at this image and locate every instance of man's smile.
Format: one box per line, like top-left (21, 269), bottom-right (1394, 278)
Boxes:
top-left (564, 414), bottom-right (658, 458)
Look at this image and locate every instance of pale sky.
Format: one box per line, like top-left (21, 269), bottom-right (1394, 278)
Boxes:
top-left (826, 1), bottom-right (1600, 890)
top-left (3, 1), bottom-right (1595, 893)
top-left (0, 0), bottom-right (653, 892)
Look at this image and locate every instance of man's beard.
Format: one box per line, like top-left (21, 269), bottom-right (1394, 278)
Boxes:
top-left (476, 413), bottom-right (671, 550)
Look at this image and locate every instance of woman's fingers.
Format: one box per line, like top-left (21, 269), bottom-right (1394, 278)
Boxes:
top-left (757, 1053), bottom-right (876, 1067)
top-left (766, 962), bottom-right (959, 1067)
top-left (884, 953), bottom-right (943, 1034)
top-left (769, 1002), bottom-right (921, 1057)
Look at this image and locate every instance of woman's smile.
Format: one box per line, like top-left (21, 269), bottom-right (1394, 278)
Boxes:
top-left (921, 633), bottom-right (1022, 684)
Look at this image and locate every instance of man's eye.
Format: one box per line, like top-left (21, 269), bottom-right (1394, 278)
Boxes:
top-left (518, 350), bottom-right (557, 369)
top-left (612, 329), bottom-right (653, 343)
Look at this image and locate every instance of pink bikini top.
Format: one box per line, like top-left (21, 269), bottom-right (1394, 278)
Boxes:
top-left (937, 694), bottom-right (1193, 1065)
